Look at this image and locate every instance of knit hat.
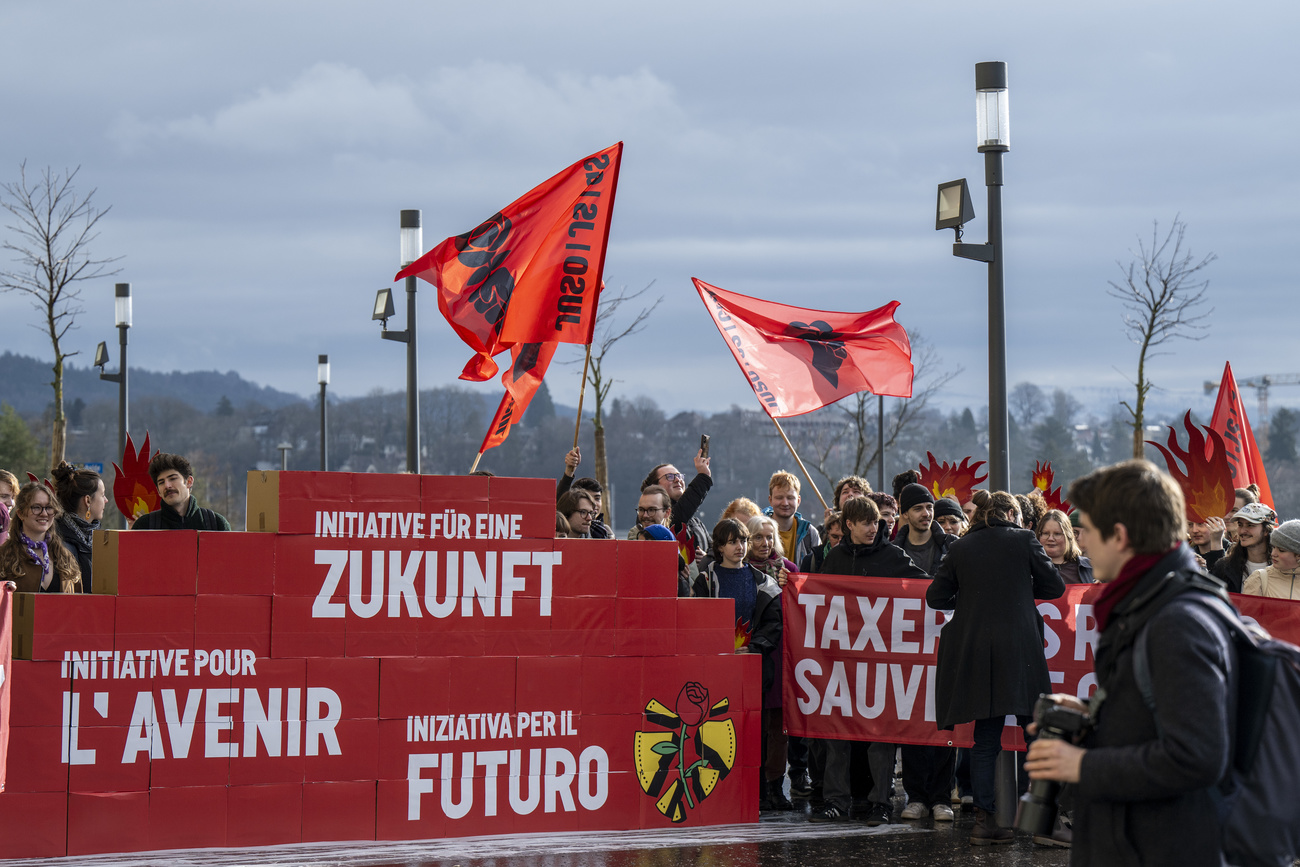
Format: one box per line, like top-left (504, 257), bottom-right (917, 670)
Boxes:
top-left (1069, 510), bottom-right (1083, 530)
top-left (1234, 502), bottom-right (1278, 526)
top-left (638, 524), bottom-right (676, 542)
top-left (933, 497), bottom-right (964, 521)
top-left (1270, 519), bottom-right (1300, 554)
top-left (899, 483), bottom-right (935, 513)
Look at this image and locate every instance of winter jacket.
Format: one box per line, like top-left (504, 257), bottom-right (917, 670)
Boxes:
top-left (555, 474), bottom-right (612, 539)
top-left (1072, 545), bottom-right (1236, 867)
top-left (132, 496), bottom-right (231, 531)
top-left (925, 517), bottom-right (1065, 728)
top-left (1209, 548), bottom-right (1266, 594)
top-left (891, 520), bottom-right (959, 577)
top-left (55, 513), bottom-right (98, 593)
top-left (761, 507), bottom-right (821, 566)
top-left (692, 561), bottom-right (782, 696)
top-left (821, 522), bottom-right (930, 580)
top-left (1242, 564), bottom-right (1300, 599)
top-left (670, 473), bottom-right (712, 559)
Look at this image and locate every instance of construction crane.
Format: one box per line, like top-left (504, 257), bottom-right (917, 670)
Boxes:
top-left (1203, 373), bottom-right (1300, 424)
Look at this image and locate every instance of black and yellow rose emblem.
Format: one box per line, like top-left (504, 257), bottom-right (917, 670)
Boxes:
top-left (633, 682), bottom-right (736, 823)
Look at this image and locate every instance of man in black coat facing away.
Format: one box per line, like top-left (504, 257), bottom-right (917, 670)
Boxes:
top-left (809, 495), bottom-right (928, 825)
top-left (1025, 460), bottom-right (1237, 867)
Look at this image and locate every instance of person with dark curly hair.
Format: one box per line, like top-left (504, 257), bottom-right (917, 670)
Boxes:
top-left (132, 452), bottom-right (231, 531)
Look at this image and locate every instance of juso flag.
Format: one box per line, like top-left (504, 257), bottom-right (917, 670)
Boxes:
top-left (694, 279), bottom-right (913, 418)
top-left (396, 143), bottom-right (623, 381)
top-left (1210, 362), bottom-right (1272, 507)
top-left (480, 341), bottom-right (560, 453)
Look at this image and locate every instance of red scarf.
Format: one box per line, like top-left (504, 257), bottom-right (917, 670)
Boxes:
top-left (1094, 542), bottom-right (1180, 629)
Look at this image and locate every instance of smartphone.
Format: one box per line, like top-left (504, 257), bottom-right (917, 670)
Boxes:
top-left (700, 434), bottom-right (710, 458)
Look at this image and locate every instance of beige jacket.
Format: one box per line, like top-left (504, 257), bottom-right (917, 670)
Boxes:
top-left (1242, 565), bottom-right (1300, 600)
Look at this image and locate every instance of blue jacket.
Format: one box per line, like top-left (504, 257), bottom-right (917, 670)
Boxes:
top-left (761, 507), bottom-right (820, 566)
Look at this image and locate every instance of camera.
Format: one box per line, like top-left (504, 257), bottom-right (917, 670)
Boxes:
top-left (1015, 694), bottom-right (1091, 836)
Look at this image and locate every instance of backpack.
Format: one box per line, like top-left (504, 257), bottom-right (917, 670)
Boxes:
top-left (1134, 588), bottom-right (1300, 867)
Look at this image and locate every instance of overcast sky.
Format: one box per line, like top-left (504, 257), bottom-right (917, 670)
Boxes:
top-left (2, 0), bottom-right (1297, 424)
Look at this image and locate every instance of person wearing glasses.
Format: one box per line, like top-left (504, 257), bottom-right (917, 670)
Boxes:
top-left (641, 450), bottom-right (713, 558)
top-left (556, 490), bottom-right (598, 539)
top-left (0, 481), bottom-right (83, 593)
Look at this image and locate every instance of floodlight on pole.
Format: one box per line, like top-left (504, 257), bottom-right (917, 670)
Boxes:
top-left (374, 210), bottom-right (423, 474)
top-left (98, 282), bottom-right (132, 523)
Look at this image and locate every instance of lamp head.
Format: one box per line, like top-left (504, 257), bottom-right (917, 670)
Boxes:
top-left (936, 179), bottom-right (976, 239)
top-left (318, 354), bottom-right (330, 386)
top-left (114, 282), bottom-right (132, 327)
top-left (975, 61), bottom-right (1010, 152)
top-left (400, 209), bottom-right (422, 267)
top-left (372, 288), bottom-right (395, 327)
top-left (93, 341), bottom-right (110, 369)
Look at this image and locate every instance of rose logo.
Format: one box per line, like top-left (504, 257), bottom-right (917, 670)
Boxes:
top-left (453, 212), bottom-right (516, 336)
top-left (633, 681), bottom-right (736, 823)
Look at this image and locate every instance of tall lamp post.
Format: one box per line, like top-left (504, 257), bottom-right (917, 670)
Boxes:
top-left (94, 282), bottom-right (131, 488)
top-left (317, 354), bottom-right (330, 471)
top-left (374, 210), bottom-right (423, 474)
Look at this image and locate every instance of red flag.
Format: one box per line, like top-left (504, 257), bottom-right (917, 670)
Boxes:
top-left (397, 143), bottom-right (623, 380)
top-left (0, 583), bottom-right (12, 792)
top-left (1210, 362), bottom-right (1272, 507)
top-left (479, 341), bottom-right (560, 453)
top-left (694, 279), bottom-right (913, 418)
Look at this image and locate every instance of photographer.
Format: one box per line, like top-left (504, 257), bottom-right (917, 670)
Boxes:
top-left (1024, 460), bottom-right (1235, 867)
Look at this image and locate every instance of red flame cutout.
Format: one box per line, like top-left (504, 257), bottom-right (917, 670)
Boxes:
top-left (113, 432), bottom-right (160, 524)
top-left (734, 618), bottom-right (752, 651)
top-left (1146, 411), bottom-right (1235, 523)
top-left (1032, 461), bottom-right (1071, 514)
top-left (917, 452), bottom-right (987, 503)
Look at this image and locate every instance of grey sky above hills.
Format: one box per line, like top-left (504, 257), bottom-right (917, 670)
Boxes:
top-left (1, 1), bottom-right (1297, 424)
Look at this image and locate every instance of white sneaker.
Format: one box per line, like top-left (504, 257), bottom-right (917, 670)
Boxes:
top-left (900, 801), bottom-right (929, 820)
top-left (932, 803), bottom-right (955, 822)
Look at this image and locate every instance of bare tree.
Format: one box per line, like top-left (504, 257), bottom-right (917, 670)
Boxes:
top-left (0, 163), bottom-right (120, 467)
top-left (1010, 381), bottom-right (1046, 428)
top-left (1109, 217), bottom-right (1214, 458)
top-left (798, 333), bottom-right (961, 486)
top-left (577, 282), bottom-right (661, 525)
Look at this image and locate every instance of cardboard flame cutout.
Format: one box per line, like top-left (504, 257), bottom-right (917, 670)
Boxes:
top-left (1146, 412), bottom-right (1236, 523)
top-left (1032, 461), bottom-right (1071, 513)
top-left (633, 683), bottom-right (736, 823)
top-left (734, 618), bottom-right (752, 651)
top-left (113, 432), bottom-right (160, 523)
top-left (917, 452), bottom-right (987, 503)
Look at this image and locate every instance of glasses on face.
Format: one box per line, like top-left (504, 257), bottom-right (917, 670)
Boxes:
top-left (572, 509), bottom-right (595, 519)
top-left (29, 504), bottom-right (56, 515)
top-left (658, 473), bottom-right (684, 483)
top-left (636, 506), bottom-right (666, 516)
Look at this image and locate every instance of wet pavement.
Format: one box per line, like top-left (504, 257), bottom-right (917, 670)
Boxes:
top-left (4, 806), bottom-right (1070, 867)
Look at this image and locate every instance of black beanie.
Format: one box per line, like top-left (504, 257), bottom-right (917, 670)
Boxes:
top-left (934, 497), bottom-right (964, 521)
top-left (899, 483), bottom-right (935, 513)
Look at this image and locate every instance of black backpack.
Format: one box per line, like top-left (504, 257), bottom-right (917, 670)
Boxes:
top-left (1134, 586), bottom-right (1300, 867)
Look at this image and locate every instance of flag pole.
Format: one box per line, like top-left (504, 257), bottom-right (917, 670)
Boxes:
top-left (769, 416), bottom-right (829, 513)
top-left (573, 343), bottom-right (592, 448)
top-left (469, 452), bottom-right (483, 474)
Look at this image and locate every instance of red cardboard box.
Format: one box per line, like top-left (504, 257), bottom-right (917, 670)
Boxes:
top-left (516, 656), bottom-right (583, 711)
top-left (379, 657), bottom-right (451, 719)
top-left (114, 596), bottom-right (196, 650)
top-left (146, 670), bottom-right (234, 788)
top-left (194, 594), bottom-right (272, 656)
top-left (0, 791), bottom-right (67, 858)
top-left (148, 785), bottom-right (227, 850)
top-left (226, 783), bottom-right (302, 847)
top-left (68, 725), bottom-right (152, 793)
top-left (308, 657), bottom-right (378, 719)
top-left (67, 790), bottom-right (150, 855)
top-left (486, 475), bottom-right (552, 506)
top-left (11, 592), bottom-right (115, 661)
top-left (552, 538), bottom-right (618, 596)
top-left (92, 529), bottom-right (198, 595)
top-left (9, 659), bottom-right (68, 724)
top-left (270, 595), bottom-right (346, 658)
top-left (423, 472), bottom-right (491, 504)
top-left (303, 718), bottom-right (378, 782)
top-left (376, 775), bottom-right (444, 840)
top-left (3, 726), bottom-right (68, 792)
top-left (227, 657), bottom-right (307, 786)
top-left (613, 540), bottom-right (679, 598)
top-left (197, 531), bottom-right (277, 595)
top-left (581, 657), bottom-right (644, 715)
top-left (302, 781), bottom-right (376, 842)
top-left (448, 656), bottom-right (517, 711)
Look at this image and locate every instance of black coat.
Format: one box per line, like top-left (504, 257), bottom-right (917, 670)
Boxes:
top-left (926, 518), bottom-right (1065, 728)
top-left (821, 521), bottom-right (930, 580)
top-left (891, 520), bottom-right (960, 577)
top-left (1073, 545), bottom-right (1236, 867)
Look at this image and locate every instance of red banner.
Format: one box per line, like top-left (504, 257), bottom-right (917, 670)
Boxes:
top-left (0, 582), bottom-right (11, 792)
top-left (1210, 362), bottom-right (1272, 507)
top-left (480, 341), bottom-right (560, 453)
top-left (783, 574), bottom-right (1300, 749)
top-left (397, 143), bottom-right (622, 380)
top-left (694, 279), bottom-right (912, 418)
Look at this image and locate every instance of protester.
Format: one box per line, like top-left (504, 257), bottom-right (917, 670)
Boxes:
top-left (554, 511), bottom-right (571, 539)
top-left (763, 471), bottom-right (821, 567)
top-left (0, 468), bottom-right (17, 546)
top-left (632, 485), bottom-right (672, 536)
top-left (810, 495), bottom-right (928, 825)
top-left (1242, 518), bottom-right (1300, 599)
top-left (934, 496), bottom-right (967, 537)
top-left (823, 474), bottom-right (871, 527)
top-left (720, 497), bottom-right (762, 524)
top-left (867, 492), bottom-right (898, 539)
top-left (51, 461), bottom-right (107, 592)
top-left (642, 450), bottom-right (712, 557)
top-left (926, 490), bottom-right (1065, 844)
top-left (0, 482), bottom-right (82, 593)
top-left (1210, 501), bottom-right (1276, 592)
top-left (132, 453), bottom-right (231, 530)
top-left (556, 447), bottom-right (612, 538)
top-left (1188, 516), bottom-right (1227, 570)
top-left (962, 490), bottom-right (985, 523)
top-left (557, 489), bottom-right (597, 538)
top-left (891, 469), bottom-right (921, 500)
top-left (893, 484), bottom-right (957, 577)
top-left (1037, 508), bottom-right (1094, 584)
top-left (745, 514), bottom-right (796, 588)
top-left (1026, 460), bottom-right (1237, 867)
top-left (800, 511), bottom-right (842, 574)
top-left (692, 518), bottom-right (782, 813)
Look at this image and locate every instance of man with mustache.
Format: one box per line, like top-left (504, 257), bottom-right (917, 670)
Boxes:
top-left (132, 452), bottom-right (231, 531)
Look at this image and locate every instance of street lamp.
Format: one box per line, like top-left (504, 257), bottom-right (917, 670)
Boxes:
top-left (374, 209), bottom-right (422, 473)
top-left (317, 354), bottom-right (330, 471)
top-left (277, 441), bottom-right (294, 471)
top-left (95, 283), bottom-right (131, 511)
top-left (938, 60), bottom-right (1010, 492)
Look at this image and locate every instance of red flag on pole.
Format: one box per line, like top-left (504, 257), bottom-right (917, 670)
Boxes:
top-left (1210, 361), bottom-right (1272, 507)
top-left (694, 279), bottom-right (913, 418)
top-left (0, 582), bottom-right (12, 792)
top-left (396, 143), bottom-right (623, 381)
top-left (479, 341), bottom-right (560, 453)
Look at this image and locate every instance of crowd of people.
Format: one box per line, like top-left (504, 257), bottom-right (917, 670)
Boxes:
top-left (554, 446), bottom-right (1298, 854)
